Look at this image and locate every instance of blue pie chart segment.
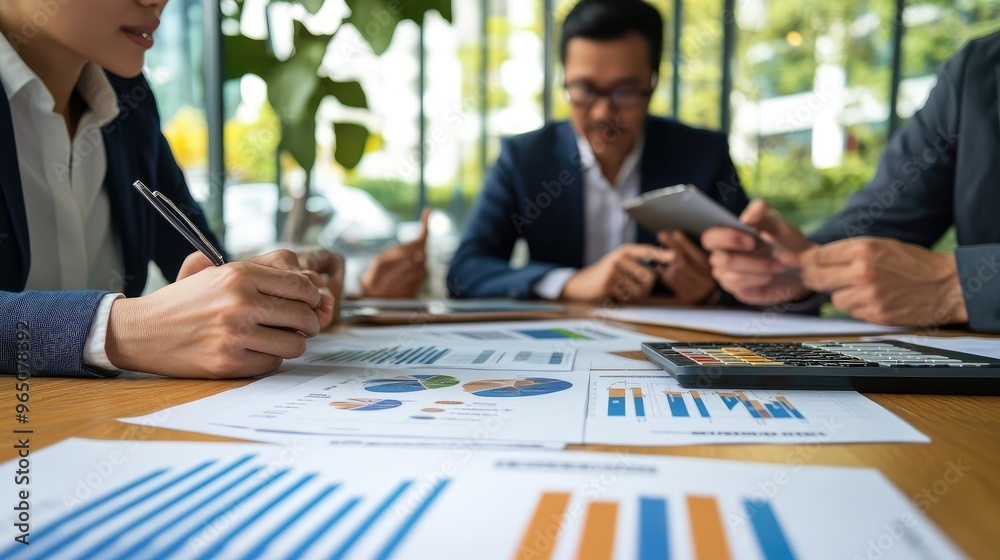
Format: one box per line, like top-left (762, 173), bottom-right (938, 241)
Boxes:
top-left (463, 378), bottom-right (572, 398)
top-left (364, 375), bottom-right (460, 393)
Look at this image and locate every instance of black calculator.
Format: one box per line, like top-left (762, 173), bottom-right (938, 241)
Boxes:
top-left (641, 340), bottom-right (1000, 394)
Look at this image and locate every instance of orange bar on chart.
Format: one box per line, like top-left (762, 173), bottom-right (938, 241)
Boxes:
top-left (577, 502), bottom-right (618, 560)
top-left (609, 388), bottom-right (626, 398)
top-left (687, 495), bottom-right (732, 560)
top-left (516, 492), bottom-right (571, 560)
top-left (750, 399), bottom-right (772, 419)
top-left (631, 387), bottom-right (644, 397)
top-left (738, 391), bottom-right (772, 419)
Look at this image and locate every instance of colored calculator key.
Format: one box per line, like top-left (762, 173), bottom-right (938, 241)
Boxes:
top-left (640, 340), bottom-right (1000, 394)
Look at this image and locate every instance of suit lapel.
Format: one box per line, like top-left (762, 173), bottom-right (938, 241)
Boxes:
top-left (636, 117), bottom-right (673, 245)
top-left (0, 83), bottom-right (30, 289)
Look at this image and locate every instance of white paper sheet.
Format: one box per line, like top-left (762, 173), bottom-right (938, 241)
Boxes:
top-left (346, 318), bottom-right (669, 353)
top-left (2, 439), bottom-right (964, 560)
top-left (598, 307), bottom-right (908, 336)
top-left (584, 369), bottom-right (928, 445)
top-left (290, 338), bottom-right (576, 372)
top-left (123, 364), bottom-right (588, 445)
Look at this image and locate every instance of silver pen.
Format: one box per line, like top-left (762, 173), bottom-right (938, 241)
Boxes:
top-left (132, 180), bottom-right (225, 266)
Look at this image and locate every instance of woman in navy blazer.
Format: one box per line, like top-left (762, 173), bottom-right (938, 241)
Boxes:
top-left (0, 0), bottom-right (341, 378)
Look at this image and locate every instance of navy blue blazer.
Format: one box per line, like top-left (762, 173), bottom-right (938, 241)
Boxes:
top-left (448, 116), bottom-right (749, 299)
top-left (811, 32), bottom-right (1000, 332)
top-left (0, 72), bottom-right (220, 376)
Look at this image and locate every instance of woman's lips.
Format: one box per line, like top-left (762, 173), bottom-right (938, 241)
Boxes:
top-left (123, 20), bottom-right (159, 49)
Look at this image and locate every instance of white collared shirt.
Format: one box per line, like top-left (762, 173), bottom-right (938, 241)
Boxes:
top-left (533, 129), bottom-right (644, 299)
top-left (0, 33), bottom-right (124, 370)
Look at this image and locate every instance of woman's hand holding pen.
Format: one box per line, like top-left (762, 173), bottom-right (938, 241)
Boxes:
top-left (106, 250), bottom-right (335, 378)
top-left (178, 249), bottom-right (342, 329)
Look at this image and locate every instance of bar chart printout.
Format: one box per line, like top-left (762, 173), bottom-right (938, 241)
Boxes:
top-left (299, 343), bottom-right (575, 371)
top-left (606, 385), bottom-right (648, 419)
top-left (3, 439), bottom-right (963, 560)
top-left (719, 392), bottom-right (805, 420)
top-left (586, 371), bottom-right (929, 445)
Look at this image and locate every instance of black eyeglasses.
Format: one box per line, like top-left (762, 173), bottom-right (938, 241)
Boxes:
top-left (564, 83), bottom-right (653, 109)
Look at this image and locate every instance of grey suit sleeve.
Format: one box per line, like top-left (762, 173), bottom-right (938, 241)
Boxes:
top-left (809, 42), bottom-right (969, 246)
top-left (956, 245), bottom-right (1000, 333)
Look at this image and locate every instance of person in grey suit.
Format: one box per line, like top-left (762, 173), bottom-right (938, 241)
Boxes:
top-left (701, 31), bottom-right (1000, 333)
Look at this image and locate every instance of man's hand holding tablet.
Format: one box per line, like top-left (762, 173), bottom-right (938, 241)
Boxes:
top-left (700, 199), bottom-right (816, 306)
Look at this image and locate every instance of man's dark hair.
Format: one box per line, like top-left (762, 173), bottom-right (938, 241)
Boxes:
top-left (560, 0), bottom-right (664, 76)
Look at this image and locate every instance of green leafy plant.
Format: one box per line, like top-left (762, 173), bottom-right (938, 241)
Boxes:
top-left (223, 0), bottom-right (452, 239)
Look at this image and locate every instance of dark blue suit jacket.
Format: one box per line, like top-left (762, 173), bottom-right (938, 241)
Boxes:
top-left (810, 32), bottom-right (1000, 332)
top-left (448, 116), bottom-right (749, 299)
top-left (0, 72), bottom-right (220, 376)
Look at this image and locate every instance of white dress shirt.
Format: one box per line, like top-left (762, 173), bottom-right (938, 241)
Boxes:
top-left (0, 34), bottom-right (124, 369)
top-left (533, 131), bottom-right (645, 299)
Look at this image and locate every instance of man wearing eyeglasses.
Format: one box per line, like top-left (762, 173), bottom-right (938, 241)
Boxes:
top-left (448, 0), bottom-right (749, 304)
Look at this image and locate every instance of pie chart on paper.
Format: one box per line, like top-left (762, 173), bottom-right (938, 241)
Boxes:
top-left (462, 378), bottom-right (572, 398)
top-left (364, 375), bottom-right (461, 393)
top-left (329, 398), bottom-right (402, 411)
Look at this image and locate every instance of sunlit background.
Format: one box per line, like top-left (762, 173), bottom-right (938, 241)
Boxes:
top-left (144, 0), bottom-right (1000, 296)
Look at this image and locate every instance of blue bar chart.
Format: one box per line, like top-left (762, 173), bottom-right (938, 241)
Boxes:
top-left (720, 392), bottom-right (806, 420)
top-left (588, 371), bottom-right (927, 445)
top-left (601, 382), bottom-right (811, 423)
top-left (3, 455), bottom-right (448, 560)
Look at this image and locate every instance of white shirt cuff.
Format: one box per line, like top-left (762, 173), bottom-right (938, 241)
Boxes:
top-left (533, 268), bottom-right (577, 300)
top-left (83, 293), bottom-right (124, 370)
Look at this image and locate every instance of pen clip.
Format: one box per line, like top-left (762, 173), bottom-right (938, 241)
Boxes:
top-left (133, 180), bottom-right (225, 266)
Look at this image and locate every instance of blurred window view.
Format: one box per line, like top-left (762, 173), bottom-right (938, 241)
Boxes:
top-left (152, 0), bottom-right (1000, 295)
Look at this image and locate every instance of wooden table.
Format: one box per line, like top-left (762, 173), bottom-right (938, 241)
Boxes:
top-left (4, 311), bottom-right (999, 558)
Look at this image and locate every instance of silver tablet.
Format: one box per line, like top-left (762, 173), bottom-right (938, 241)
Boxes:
top-left (624, 184), bottom-right (760, 240)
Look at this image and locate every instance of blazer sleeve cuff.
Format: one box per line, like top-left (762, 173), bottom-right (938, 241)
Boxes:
top-left (532, 268), bottom-right (577, 300)
top-left (1, 290), bottom-right (120, 377)
top-left (83, 293), bottom-right (125, 371)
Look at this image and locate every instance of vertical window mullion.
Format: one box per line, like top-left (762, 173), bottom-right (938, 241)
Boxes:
top-left (888, 0), bottom-right (906, 137)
